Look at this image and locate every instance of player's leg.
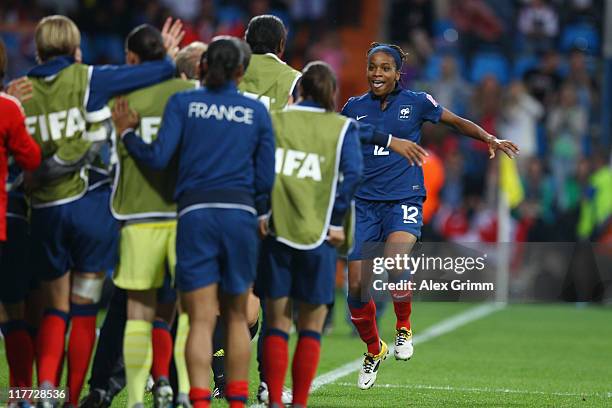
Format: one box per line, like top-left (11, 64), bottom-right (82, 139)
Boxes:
top-left (68, 271), bottom-right (106, 406)
top-left (181, 285), bottom-right (218, 408)
top-left (382, 197), bottom-right (424, 361)
top-left (262, 296), bottom-right (291, 408)
top-left (254, 236), bottom-right (294, 406)
top-left (37, 273), bottom-right (70, 389)
top-left (247, 290), bottom-right (261, 341)
top-left (218, 209), bottom-right (259, 408)
top-left (80, 285), bottom-right (127, 408)
top-left (123, 289), bottom-right (156, 408)
top-left (173, 305), bottom-right (191, 406)
top-left (219, 291), bottom-right (252, 408)
top-left (67, 187), bottom-right (119, 406)
top-left (347, 199), bottom-right (385, 352)
top-left (113, 220), bottom-right (175, 408)
top-left (211, 315), bottom-right (226, 398)
top-left (152, 284), bottom-right (177, 408)
top-left (292, 302), bottom-right (327, 408)
top-left (347, 199), bottom-right (389, 390)
top-left (175, 208), bottom-right (223, 408)
top-left (384, 231), bottom-right (416, 361)
top-left (30, 205), bottom-right (71, 391)
top-left (0, 216), bottom-right (36, 390)
top-left (216, 290), bottom-right (258, 399)
top-left (290, 241), bottom-right (336, 407)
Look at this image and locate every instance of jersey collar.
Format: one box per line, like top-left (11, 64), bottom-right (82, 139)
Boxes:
top-left (28, 56), bottom-right (75, 78)
top-left (263, 53), bottom-right (287, 65)
top-left (297, 100), bottom-right (324, 109)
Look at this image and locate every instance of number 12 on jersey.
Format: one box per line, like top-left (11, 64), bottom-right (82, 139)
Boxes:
top-left (401, 205), bottom-right (419, 224)
top-left (373, 145), bottom-right (389, 156)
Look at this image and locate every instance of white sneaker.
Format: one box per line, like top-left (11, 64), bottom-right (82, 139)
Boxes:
top-left (394, 328), bottom-right (413, 360)
top-left (357, 340), bottom-right (388, 390)
top-left (257, 381), bottom-right (293, 405)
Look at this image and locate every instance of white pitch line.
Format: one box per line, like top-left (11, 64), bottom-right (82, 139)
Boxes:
top-left (310, 302), bottom-right (504, 392)
top-left (249, 302), bottom-right (504, 407)
top-left (333, 382), bottom-right (611, 399)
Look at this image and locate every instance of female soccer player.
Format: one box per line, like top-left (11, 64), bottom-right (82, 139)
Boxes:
top-left (112, 37), bottom-right (275, 408)
top-left (341, 43), bottom-right (519, 389)
top-left (22, 15), bottom-right (184, 407)
top-left (257, 61), bottom-right (362, 408)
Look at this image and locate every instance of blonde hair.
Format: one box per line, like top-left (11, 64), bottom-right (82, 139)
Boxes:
top-left (35, 15), bottom-right (81, 62)
top-left (175, 42), bottom-right (208, 80)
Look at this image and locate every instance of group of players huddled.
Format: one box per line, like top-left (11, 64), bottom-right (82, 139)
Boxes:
top-left (0, 11), bottom-right (519, 408)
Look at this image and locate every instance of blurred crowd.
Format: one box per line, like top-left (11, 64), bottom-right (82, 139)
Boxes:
top-left (391, 0), bottom-right (611, 244)
top-left (1, 0), bottom-right (611, 243)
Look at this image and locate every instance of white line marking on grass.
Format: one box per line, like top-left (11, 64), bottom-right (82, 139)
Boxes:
top-left (248, 302), bottom-right (503, 408)
top-left (310, 302), bottom-right (504, 392)
top-left (333, 382), bottom-right (609, 399)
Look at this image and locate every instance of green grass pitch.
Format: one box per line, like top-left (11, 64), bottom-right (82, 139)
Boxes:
top-left (1, 296), bottom-right (611, 407)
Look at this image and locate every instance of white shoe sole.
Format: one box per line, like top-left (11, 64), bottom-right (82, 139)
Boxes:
top-left (358, 348), bottom-right (389, 390)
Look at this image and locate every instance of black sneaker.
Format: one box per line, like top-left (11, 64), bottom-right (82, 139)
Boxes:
top-left (152, 378), bottom-right (174, 408)
top-left (78, 389), bottom-right (110, 408)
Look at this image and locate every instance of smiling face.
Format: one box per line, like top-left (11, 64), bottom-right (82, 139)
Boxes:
top-left (367, 51), bottom-right (400, 97)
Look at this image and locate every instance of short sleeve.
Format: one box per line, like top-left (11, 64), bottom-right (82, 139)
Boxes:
top-left (419, 92), bottom-right (443, 123)
top-left (340, 97), bottom-right (354, 117)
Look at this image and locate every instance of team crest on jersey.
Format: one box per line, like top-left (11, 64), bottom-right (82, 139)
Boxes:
top-left (398, 105), bottom-right (412, 121)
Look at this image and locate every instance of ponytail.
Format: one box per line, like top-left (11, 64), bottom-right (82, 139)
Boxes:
top-left (203, 38), bottom-right (243, 89)
top-left (300, 61), bottom-right (337, 112)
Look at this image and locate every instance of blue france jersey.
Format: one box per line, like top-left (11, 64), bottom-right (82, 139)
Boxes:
top-left (341, 88), bottom-right (443, 201)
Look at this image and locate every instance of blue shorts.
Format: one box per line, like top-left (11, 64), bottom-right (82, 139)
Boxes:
top-left (349, 196), bottom-right (424, 261)
top-left (0, 215), bottom-right (36, 304)
top-left (30, 186), bottom-right (120, 281)
top-left (255, 237), bottom-right (336, 305)
top-left (176, 208), bottom-right (258, 294)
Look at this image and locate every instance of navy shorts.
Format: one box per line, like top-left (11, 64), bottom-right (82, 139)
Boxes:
top-left (349, 196), bottom-right (424, 261)
top-left (176, 207), bottom-right (258, 295)
top-left (30, 186), bottom-right (120, 281)
top-left (255, 237), bottom-right (336, 305)
top-left (0, 215), bottom-right (36, 304)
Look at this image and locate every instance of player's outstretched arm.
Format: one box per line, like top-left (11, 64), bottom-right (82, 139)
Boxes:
top-left (161, 16), bottom-right (185, 60)
top-left (439, 108), bottom-right (520, 159)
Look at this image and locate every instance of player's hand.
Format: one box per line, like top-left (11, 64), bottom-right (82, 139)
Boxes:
top-left (258, 216), bottom-right (269, 239)
top-left (6, 77), bottom-right (33, 103)
top-left (327, 226), bottom-right (345, 247)
top-left (161, 17), bottom-right (185, 60)
top-left (112, 97), bottom-right (140, 136)
top-left (487, 136), bottom-right (520, 159)
top-left (388, 137), bottom-right (429, 166)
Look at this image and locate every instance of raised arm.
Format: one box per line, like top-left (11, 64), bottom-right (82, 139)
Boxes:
top-left (439, 108), bottom-right (520, 159)
top-left (87, 59), bottom-right (175, 117)
top-left (86, 17), bottom-right (185, 116)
